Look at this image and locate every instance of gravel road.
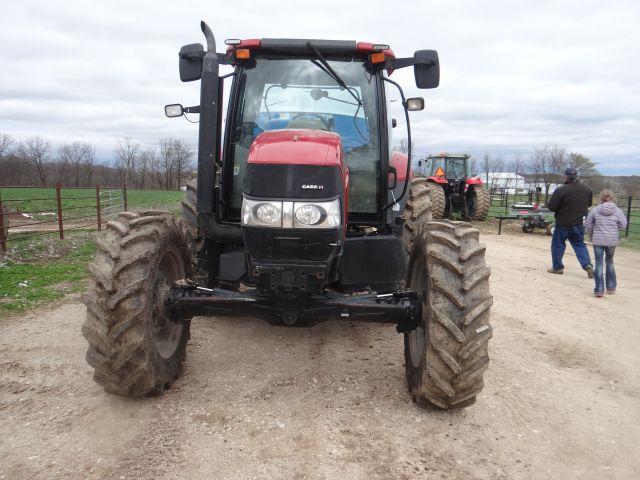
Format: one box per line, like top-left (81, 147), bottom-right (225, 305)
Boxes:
top-left (1, 231), bottom-right (639, 479)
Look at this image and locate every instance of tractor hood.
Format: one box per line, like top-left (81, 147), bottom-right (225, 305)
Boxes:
top-left (247, 129), bottom-right (345, 170)
top-left (243, 129), bottom-right (348, 200)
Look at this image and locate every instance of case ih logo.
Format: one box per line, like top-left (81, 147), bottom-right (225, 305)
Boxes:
top-left (301, 184), bottom-right (324, 190)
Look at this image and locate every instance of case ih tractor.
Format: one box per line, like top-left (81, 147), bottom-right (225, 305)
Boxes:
top-left (418, 153), bottom-right (490, 221)
top-left (81, 22), bottom-right (492, 409)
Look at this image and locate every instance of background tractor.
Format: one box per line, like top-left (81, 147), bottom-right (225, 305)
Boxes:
top-left (81, 22), bottom-right (492, 409)
top-left (416, 153), bottom-right (490, 221)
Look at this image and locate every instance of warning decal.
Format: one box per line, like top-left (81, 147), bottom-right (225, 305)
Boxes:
top-left (435, 166), bottom-right (446, 177)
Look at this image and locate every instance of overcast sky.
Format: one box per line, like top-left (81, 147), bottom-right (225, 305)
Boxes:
top-left (1, 0), bottom-right (639, 175)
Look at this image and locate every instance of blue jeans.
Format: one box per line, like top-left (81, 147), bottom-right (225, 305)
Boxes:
top-left (593, 246), bottom-right (616, 293)
top-left (551, 225), bottom-right (592, 270)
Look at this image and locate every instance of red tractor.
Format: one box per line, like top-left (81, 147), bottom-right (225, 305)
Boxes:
top-left (81, 22), bottom-right (492, 409)
top-left (417, 153), bottom-right (490, 221)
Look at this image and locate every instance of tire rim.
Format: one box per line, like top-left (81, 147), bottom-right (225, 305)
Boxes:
top-left (408, 256), bottom-right (427, 368)
top-left (152, 246), bottom-right (185, 359)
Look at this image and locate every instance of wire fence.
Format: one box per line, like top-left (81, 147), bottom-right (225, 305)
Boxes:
top-left (487, 187), bottom-right (638, 238)
top-left (0, 185), bottom-right (128, 252)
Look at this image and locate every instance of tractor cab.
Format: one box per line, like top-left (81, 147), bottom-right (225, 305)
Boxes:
top-left (166, 25), bottom-right (441, 294)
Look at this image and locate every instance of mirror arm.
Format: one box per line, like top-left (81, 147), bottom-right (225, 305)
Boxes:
top-left (184, 106), bottom-right (201, 114)
top-left (381, 76), bottom-right (412, 209)
top-left (391, 57), bottom-right (437, 70)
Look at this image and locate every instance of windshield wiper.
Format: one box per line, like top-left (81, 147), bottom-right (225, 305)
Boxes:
top-left (307, 42), bottom-right (362, 107)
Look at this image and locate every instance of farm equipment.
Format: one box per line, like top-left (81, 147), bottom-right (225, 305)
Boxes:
top-left (417, 153), bottom-right (490, 221)
top-left (81, 22), bottom-right (492, 409)
top-left (511, 202), bottom-right (555, 235)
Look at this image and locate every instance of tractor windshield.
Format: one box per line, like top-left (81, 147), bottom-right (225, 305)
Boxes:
top-left (425, 157), bottom-right (468, 179)
top-left (228, 58), bottom-right (381, 216)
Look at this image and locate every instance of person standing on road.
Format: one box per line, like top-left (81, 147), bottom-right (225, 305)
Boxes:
top-left (585, 189), bottom-right (627, 297)
top-left (546, 167), bottom-right (594, 277)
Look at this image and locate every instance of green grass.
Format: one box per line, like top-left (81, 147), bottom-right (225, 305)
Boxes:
top-left (0, 232), bottom-right (96, 314)
top-left (0, 187), bottom-right (184, 218)
top-left (0, 188), bottom-right (185, 315)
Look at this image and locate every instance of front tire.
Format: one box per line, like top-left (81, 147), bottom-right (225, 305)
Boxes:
top-left (404, 220), bottom-right (493, 409)
top-left (82, 211), bottom-right (191, 396)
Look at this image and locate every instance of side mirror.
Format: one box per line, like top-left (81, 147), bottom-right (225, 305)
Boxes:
top-left (405, 97), bottom-right (425, 111)
top-left (413, 50), bottom-right (439, 89)
top-left (165, 104), bottom-right (184, 118)
top-left (179, 43), bottom-right (205, 82)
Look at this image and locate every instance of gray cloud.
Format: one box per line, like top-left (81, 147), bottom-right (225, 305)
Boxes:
top-left (0, 0), bottom-right (639, 174)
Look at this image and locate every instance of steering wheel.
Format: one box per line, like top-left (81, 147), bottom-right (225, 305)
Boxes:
top-left (287, 113), bottom-right (331, 131)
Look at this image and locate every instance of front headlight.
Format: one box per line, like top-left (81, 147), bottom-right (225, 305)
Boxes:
top-left (242, 197), bottom-right (341, 229)
top-left (256, 203), bottom-right (281, 225)
top-left (293, 198), bottom-right (341, 229)
top-left (242, 198), bottom-right (282, 228)
top-left (295, 204), bottom-right (323, 226)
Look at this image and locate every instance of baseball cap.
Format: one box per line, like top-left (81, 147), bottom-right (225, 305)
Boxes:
top-left (564, 167), bottom-right (577, 177)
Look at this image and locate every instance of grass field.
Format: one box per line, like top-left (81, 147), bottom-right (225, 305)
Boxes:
top-left (0, 188), bottom-right (184, 315)
top-left (0, 187), bottom-right (183, 216)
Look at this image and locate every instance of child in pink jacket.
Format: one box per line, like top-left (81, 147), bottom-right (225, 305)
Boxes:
top-left (585, 189), bottom-right (627, 297)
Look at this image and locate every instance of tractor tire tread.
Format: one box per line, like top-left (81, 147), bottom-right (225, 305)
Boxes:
top-left (405, 220), bottom-right (492, 409)
top-left (82, 213), bottom-right (189, 397)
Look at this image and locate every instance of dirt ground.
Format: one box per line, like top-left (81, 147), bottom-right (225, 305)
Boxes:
top-left (1, 227), bottom-right (639, 480)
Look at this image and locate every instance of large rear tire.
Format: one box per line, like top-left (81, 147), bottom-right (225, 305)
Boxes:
top-left (465, 187), bottom-right (490, 221)
top-left (428, 182), bottom-right (447, 219)
top-left (404, 220), bottom-right (493, 409)
top-left (403, 177), bottom-right (433, 253)
top-left (82, 211), bottom-right (191, 396)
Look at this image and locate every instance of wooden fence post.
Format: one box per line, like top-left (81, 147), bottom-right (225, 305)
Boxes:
top-left (123, 185), bottom-right (128, 212)
top-left (626, 196), bottom-right (632, 237)
top-left (96, 185), bottom-right (101, 231)
top-left (0, 191), bottom-right (6, 253)
top-left (56, 183), bottom-right (64, 240)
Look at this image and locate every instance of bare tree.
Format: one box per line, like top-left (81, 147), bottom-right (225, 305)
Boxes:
top-left (159, 138), bottom-right (175, 190)
top-left (481, 153), bottom-right (505, 188)
top-left (0, 133), bottom-right (13, 158)
top-left (482, 153), bottom-right (491, 184)
top-left (17, 136), bottom-right (51, 186)
top-left (172, 139), bottom-right (193, 189)
top-left (55, 145), bottom-right (72, 185)
top-left (509, 154), bottom-right (525, 177)
top-left (547, 145), bottom-right (567, 178)
top-left (138, 147), bottom-right (157, 189)
top-left (82, 144), bottom-right (95, 186)
top-left (114, 137), bottom-right (140, 186)
top-left (527, 148), bottom-right (544, 193)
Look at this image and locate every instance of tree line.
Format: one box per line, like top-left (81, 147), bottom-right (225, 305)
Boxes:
top-left (468, 144), bottom-right (639, 197)
top-left (0, 133), bottom-right (194, 190)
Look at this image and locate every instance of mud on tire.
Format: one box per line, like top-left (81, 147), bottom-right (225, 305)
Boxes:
top-left (180, 179), bottom-right (204, 280)
top-left (404, 220), bottom-right (493, 409)
top-left (403, 177), bottom-right (433, 253)
top-left (82, 211), bottom-right (191, 396)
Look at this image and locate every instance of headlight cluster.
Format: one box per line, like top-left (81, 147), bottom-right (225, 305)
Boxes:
top-left (242, 198), bottom-right (341, 229)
